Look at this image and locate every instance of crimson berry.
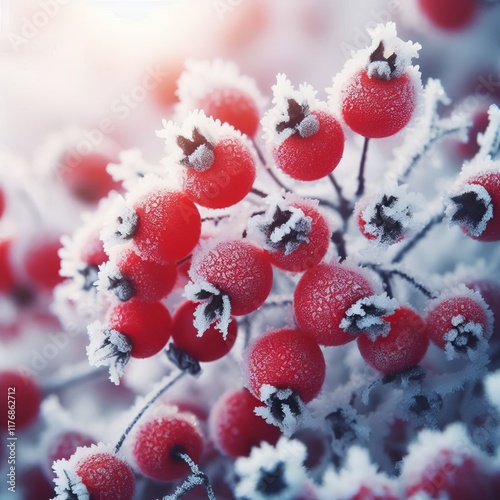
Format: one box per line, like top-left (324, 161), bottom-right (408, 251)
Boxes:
top-left (209, 388), bottom-right (281, 458)
top-left (108, 300), bottom-right (172, 358)
top-left (59, 151), bottom-right (121, 204)
top-left (171, 300), bottom-right (238, 362)
top-left (108, 186), bottom-right (201, 264)
top-left (189, 239), bottom-right (273, 316)
top-left (46, 431), bottom-right (96, 477)
top-left (293, 262), bottom-right (375, 346)
top-left (0, 186), bottom-right (5, 219)
top-left (101, 246), bottom-right (177, 303)
top-left (465, 279), bottom-right (500, 342)
top-left (425, 289), bottom-right (493, 355)
top-left (357, 306), bottom-right (429, 374)
top-left (418, 0), bottom-right (478, 31)
top-left (23, 235), bottom-right (64, 291)
top-left (20, 466), bottom-right (55, 500)
top-left (445, 169), bottom-right (500, 242)
top-left (0, 370), bottom-right (41, 429)
top-left (242, 327), bottom-right (326, 404)
top-left (132, 411), bottom-right (204, 481)
top-left (456, 109), bottom-right (490, 160)
top-left (0, 238), bottom-right (16, 293)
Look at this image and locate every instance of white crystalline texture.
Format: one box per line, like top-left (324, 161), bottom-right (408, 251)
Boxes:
top-left (477, 103), bottom-right (500, 160)
top-left (100, 195), bottom-right (138, 255)
top-left (52, 458), bottom-right (90, 500)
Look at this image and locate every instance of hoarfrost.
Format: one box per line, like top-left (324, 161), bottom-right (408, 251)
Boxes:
top-left (477, 104), bottom-right (500, 160)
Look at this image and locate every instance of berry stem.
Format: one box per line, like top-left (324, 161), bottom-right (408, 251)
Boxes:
top-left (162, 453), bottom-right (215, 500)
top-left (329, 173), bottom-right (353, 220)
top-left (114, 370), bottom-right (187, 454)
top-left (42, 362), bottom-right (107, 394)
top-left (250, 187), bottom-right (269, 198)
top-left (356, 137), bottom-right (370, 197)
top-left (332, 230), bottom-right (348, 261)
top-left (392, 213), bottom-right (445, 264)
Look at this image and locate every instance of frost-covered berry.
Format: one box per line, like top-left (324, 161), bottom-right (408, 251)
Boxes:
top-left (0, 370), bottom-right (41, 429)
top-left (102, 177), bottom-right (202, 264)
top-left (175, 59), bottom-right (264, 138)
top-left (401, 424), bottom-right (500, 500)
top-left (242, 327), bottom-right (326, 406)
top-left (53, 444), bottom-right (135, 499)
top-left (170, 300), bottom-right (238, 362)
top-left (97, 246), bottom-right (177, 303)
top-left (209, 388), bottom-right (281, 458)
top-left (248, 193), bottom-right (331, 272)
top-left (330, 22), bottom-right (421, 138)
top-left (131, 408), bottom-right (204, 481)
top-left (357, 306), bottom-right (429, 374)
top-left (262, 74), bottom-right (345, 181)
top-left (294, 262), bottom-right (395, 346)
top-left (87, 300), bottom-right (172, 384)
top-left (417, 0), bottom-right (478, 32)
top-left (445, 167), bottom-right (500, 242)
top-left (425, 286), bottom-right (493, 358)
top-left (185, 239), bottom-right (273, 336)
top-left (159, 110), bottom-right (257, 209)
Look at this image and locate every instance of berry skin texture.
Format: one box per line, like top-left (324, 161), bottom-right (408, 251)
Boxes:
top-left (209, 388), bottom-right (281, 458)
top-left (132, 412), bottom-right (204, 481)
top-left (418, 0), bottom-right (478, 31)
top-left (75, 451), bottom-right (135, 499)
top-left (294, 262), bottom-right (375, 346)
top-left (242, 327), bottom-right (326, 403)
top-left (341, 69), bottom-right (416, 138)
top-left (0, 370), bottom-right (41, 429)
top-left (171, 300), bottom-right (237, 362)
top-left (133, 189), bottom-right (201, 263)
top-left (195, 87), bottom-right (261, 138)
top-left (193, 240), bottom-right (273, 316)
top-left (425, 294), bottom-right (492, 350)
top-left (183, 136), bottom-right (256, 209)
top-left (108, 300), bottom-right (172, 358)
top-left (274, 110), bottom-right (345, 181)
top-left (357, 306), bottom-right (429, 375)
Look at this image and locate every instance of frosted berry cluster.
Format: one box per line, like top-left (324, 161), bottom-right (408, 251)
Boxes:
top-left (2, 14), bottom-right (500, 500)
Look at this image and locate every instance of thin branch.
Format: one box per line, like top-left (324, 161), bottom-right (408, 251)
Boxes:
top-left (332, 231), bottom-right (348, 262)
top-left (356, 137), bottom-right (370, 198)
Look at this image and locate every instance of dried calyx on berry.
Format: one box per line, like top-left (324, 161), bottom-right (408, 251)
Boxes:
top-left (176, 127), bottom-right (215, 172)
top-left (166, 343), bottom-right (201, 375)
top-left (340, 292), bottom-right (397, 340)
top-left (275, 98), bottom-right (319, 138)
top-left (254, 384), bottom-right (310, 437)
top-left (86, 322), bottom-right (132, 384)
top-left (98, 260), bottom-right (136, 301)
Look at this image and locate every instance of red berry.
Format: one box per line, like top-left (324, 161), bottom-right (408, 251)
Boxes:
top-left (357, 306), bottom-right (429, 374)
top-left (102, 246), bottom-right (177, 303)
top-left (180, 135), bottom-right (257, 209)
top-left (242, 327), bottom-right (326, 403)
top-left (465, 279), bottom-right (500, 342)
top-left (46, 431), bottom-right (96, 477)
top-left (108, 300), bottom-right (172, 358)
top-left (59, 151), bottom-right (121, 204)
top-left (456, 109), bottom-right (490, 160)
top-left (0, 186), bottom-right (5, 219)
top-left (0, 370), bottom-right (41, 429)
top-left (273, 110), bottom-right (345, 181)
top-left (79, 230), bottom-right (108, 268)
top-left (74, 450), bottom-right (135, 499)
top-left (171, 300), bottom-right (238, 362)
top-left (293, 262), bottom-right (375, 346)
top-left (191, 239), bottom-right (273, 316)
top-left (425, 289), bottom-right (493, 353)
top-left (23, 235), bottom-right (64, 291)
top-left (341, 69), bottom-right (417, 138)
top-left (132, 411), bottom-right (204, 481)
top-left (0, 238), bottom-right (16, 292)
top-left (209, 388), bottom-right (281, 458)
top-left (418, 0), bottom-right (478, 31)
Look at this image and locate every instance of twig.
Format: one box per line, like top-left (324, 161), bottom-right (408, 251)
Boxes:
top-left (356, 137), bottom-right (370, 197)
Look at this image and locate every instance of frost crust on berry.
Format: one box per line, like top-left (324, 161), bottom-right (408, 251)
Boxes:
top-left (234, 437), bottom-right (308, 500)
top-left (100, 196), bottom-right (138, 255)
top-left (86, 321), bottom-right (132, 385)
top-left (96, 260), bottom-right (136, 302)
top-left (477, 103), bottom-right (500, 160)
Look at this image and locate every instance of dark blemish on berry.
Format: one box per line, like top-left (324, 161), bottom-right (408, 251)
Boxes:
top-left (177, 127), bottom-right (215, 171)
top-left (275, 99), bottom-right (319, 138)
top-left (369, 41), bottom-right (397, 80)
top-left (369, 194), bottom-right (409, 243)
top-left (166, 343), bottom-right (201, 375)
top-left (268, 390), bottom-right (301, 422)
top-left (79, 264), bottom-right (100, 291)
top-left (256, 462), bottom-right (287, 495)
top-left (449, 190), bottom-right (491, 235)
top-left (325, 409), bottom-right (357, 443)
top-left (108, 276), bottom-right (136, 302)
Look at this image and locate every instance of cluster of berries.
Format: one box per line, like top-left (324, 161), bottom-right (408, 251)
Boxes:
top-left (1, 11), bottom-right (500, 500)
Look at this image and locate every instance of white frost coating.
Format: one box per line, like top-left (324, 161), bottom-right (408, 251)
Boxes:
top-left (234, 437), bottom-right (308, 500)
top-left (86, 321), bottom-right (132, 385)
top-left (261, 73), bottom-right (329, 146)
top-left (183, 280), bottom-right (232, 339)
top-left (477, 104), bottom-right (500, 160)
top-left (95, 259), bottom-right (122, 296)
top-left (316, 446), bottom-right (398, 500)
top-left (444, 182), bottom-right (493, 237)
top-left (174, 58), bottom-right (266, 122)
top-left (327, 22), bottom-right (421, 121)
